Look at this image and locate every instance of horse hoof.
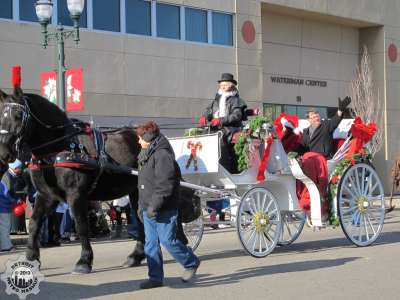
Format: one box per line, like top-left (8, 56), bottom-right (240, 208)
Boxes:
top-left (122, 257), bottom-right (142, 268)
top-left (72, 264), bottom-right (92, 274)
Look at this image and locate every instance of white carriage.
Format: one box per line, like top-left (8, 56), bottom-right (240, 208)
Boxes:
top-left (169, 119), bottom-right (385, 257)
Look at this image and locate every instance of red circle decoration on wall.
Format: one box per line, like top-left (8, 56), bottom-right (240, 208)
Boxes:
top-left (388, 43), bottom-right (397, 63)
top-left (242, 21), bottom-right (256, 44)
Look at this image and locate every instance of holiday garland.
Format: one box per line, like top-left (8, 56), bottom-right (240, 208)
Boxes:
top-left (184, 127), bottom-right (207, 137)
top-left (327, 150), bottom-right (372, 226)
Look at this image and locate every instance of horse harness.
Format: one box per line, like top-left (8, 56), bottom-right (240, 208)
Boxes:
top-left (0, 97), bottom-right (135, 187)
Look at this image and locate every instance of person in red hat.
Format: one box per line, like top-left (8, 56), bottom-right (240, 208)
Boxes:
top-left (198, 73), bottom-right (247, 174)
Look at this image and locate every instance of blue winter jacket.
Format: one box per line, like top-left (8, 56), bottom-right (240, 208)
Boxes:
top-left (0, 181), bottom-right (13, 213)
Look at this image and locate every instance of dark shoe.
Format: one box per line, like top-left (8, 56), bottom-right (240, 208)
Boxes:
top-left (182, 261), bottom-right (200, 282)
top-left (139, 279), bottom-right (163, 289)
top-left (122, 256), bottom-right (142, 267)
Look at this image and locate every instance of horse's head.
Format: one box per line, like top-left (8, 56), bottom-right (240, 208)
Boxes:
top-left (0, 86), bottom-right (27, 164)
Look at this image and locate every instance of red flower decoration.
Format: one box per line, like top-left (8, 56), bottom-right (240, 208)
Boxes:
top-left (351, 159), bottom-right (356, 165)
top-left (331, 176), bottom-right (339, 184)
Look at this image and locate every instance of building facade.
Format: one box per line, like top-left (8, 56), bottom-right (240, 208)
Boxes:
top-left (0, 0), bottom-right (399, 191)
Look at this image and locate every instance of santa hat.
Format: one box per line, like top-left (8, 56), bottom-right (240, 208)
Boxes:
top-left (274, 113), bottom-right (302, 139)
top-left (12, 65), bottom-right (21, 89)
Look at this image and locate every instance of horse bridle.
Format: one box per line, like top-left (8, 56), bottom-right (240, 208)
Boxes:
top-left (0, 98), bottom-right (30, 154)
top-left (0, 96), bottom-right (86, 156)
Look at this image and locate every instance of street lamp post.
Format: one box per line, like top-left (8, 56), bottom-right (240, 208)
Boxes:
top-left (35, 0), bottom-right (85, 111)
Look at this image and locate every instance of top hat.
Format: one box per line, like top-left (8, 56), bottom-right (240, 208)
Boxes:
top-left (218, 73), bottom-right (237, 85)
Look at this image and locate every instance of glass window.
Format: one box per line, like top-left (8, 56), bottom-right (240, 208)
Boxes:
top-left (0, 0), bottom-right (12, 19)
top-left (185, 8), bottom-right (207, 43)
top-left (156, 3), bottom-right (180, 39)
top-left (212, 12), bottom-right (233, 46)
top-left (264, 103), bottom-right (334, 120)
top-left (20, 0), bottom-right (39, 22)
top-left (263, 103), bottom-right (281, 121)
top-left (126, 0), bottom-right (151, 36)
top-left (93, 0), bottom-right (120, 32)
top-left (58, 0), bottom-right (87, 27)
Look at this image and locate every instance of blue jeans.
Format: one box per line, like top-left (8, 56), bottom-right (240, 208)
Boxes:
top-left (143, 209), bottom-right (199, 282)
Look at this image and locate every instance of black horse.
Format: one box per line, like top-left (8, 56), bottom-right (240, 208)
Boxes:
top-left (0, 86), bottom-right (152, 273)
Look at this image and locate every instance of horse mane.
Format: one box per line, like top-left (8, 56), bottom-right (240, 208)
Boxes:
top-left (24, 93), bottom-right (70, 126)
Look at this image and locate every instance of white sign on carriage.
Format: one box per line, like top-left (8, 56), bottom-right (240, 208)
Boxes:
top-left (169, 133), bottom-right (220, 174)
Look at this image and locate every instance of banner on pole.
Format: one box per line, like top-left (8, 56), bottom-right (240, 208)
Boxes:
top-left (40, 68), bottom-right (84, 111)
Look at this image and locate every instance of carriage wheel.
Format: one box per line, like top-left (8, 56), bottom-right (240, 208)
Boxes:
top-left (182, 212), bottom-right (204, 252)
top-left (337, 163), bottom-right (385, 247)
top-left (278, 210), bottom-right (306, 246)
top-left (236, 187), bottom-right (282, 257)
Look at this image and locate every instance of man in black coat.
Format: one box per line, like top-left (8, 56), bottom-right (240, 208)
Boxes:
top-left (300, 96), bottom-right (352, 159)
top-left (198, 73), bottom-right (247, 173)
top-left (296, 97), bottom-right (351, 221)
top-left (136, 121), bottom-right (200, 289)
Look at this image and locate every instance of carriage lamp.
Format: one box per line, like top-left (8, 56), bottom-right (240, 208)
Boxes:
top-left (35, 0), bottom-right (85, 111)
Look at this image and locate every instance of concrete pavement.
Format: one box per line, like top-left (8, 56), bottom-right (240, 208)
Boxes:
top-left (1, 209), bottom-right (400, 300)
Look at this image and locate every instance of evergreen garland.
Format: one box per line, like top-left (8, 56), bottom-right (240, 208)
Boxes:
top-left (184, 127), bottom-right (206, 137)
top-left (327, 150), bottom-right (372, 226)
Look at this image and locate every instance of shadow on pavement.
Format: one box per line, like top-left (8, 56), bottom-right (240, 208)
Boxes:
top-left (25, 257), bottom-right (359, 299)
top-left (181, 257), bottom-right (361, 288)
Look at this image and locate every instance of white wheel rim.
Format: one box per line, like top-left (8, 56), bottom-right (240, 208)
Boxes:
top-left (237, 187), bottom-right (281, 257)
top-left (278, 210), bottom-right (306, 246)
top-left (338, 163), bottom-right (385, 246)
top-left (183, 214), bottom-right (204, 251)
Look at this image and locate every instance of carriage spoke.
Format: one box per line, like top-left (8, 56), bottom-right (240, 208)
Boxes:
top-left (361, 167), bottom-right (366, 194)
top-left (260, 193), bottom-right (267, 212)
top-left (343, 185), bottom-right (357, 200)
top-left (341, 205), bottom-right (358, 215)
top-left (366, 214), bottom-right (377, 235)
top-left (353, 168), bottom-right (362, 195)
top-left (367, 181), bottom-right (379, 197)
top-left (363, 214), bottom-right (369, 241)
top-left (264, 198), bottom-right (273, 213)
top-left (347, 175), bottom-right (359, 196)
top-left (256, 192), bottom-right (261, 212)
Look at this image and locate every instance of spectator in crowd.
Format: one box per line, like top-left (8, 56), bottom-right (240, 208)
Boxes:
top-left (111, 195), bottom-right (131, 239)
top-left (0, 180), bottom-right (15, 252)
top-left (4, 159), bottom-right (28, 234)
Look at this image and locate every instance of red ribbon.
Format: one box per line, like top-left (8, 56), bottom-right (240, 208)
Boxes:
top-left (345, 117), bottom-right (377, 158)
top-left (257, 137), bottom-right (273, 181)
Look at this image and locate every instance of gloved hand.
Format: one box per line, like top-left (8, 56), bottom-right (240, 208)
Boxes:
top-left (211, 118), bottom-right (221, 127)
top-left (198, 116), bottom-right (207, 127)
top-left (338, 96), bottom-right (351, 111)
top-left (146, 207), bottom-right (157, 219)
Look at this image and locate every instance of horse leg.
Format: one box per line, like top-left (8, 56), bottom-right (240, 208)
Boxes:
top-left (123, 191), bottom-right (145, 267)
top-left (70, 197), bottom-right (93, 274)
top-left (26, 196), bottom-right (57, 263)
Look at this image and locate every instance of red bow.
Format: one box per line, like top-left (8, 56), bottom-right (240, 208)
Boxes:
top-left (256, 137), bottom-right (273, 181)
top-left (345, 117), bottom-right (377, 158)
